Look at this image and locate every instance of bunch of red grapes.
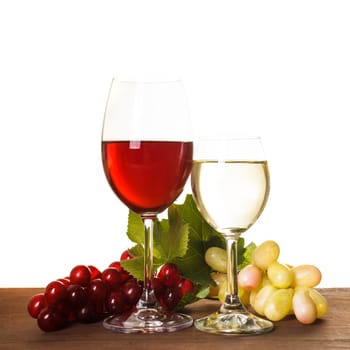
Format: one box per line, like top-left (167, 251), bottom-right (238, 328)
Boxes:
top-left (27, 251), bottom-right (194, 332)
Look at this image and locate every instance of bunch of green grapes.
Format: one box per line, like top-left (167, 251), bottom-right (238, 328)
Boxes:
top-left (206, 240), bottom-right (328, 324)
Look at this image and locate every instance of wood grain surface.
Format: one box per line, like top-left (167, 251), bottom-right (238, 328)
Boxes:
top-left (0, 288), bottom-right (349, 350)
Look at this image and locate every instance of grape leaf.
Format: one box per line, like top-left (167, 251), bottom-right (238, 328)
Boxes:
top-left (172, 195), bottom-right (252, 287)
top-left (172, 195), bottom-right (225, 286)
top-left (120, 256), bottom-right (144, 281)
top-left (126, 211), bottom-right (144, 245)
top-left (175, 195), bottom-right (225, 249)
top-left (128, 244), bottom-right (144, 257)
top-left (239, 241), bottom-right (256, 269)
top-left (125, 211), bottom-right (162, 259)
top-left (153, 205), bottom-right (189, 262)
top-left (121, 194), bottom-right (255, 309)
top-left (122, 204), bottom-right (189, 280)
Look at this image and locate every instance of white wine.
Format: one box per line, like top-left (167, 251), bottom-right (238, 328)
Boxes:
top-left (191, 160), bottom-right (270, 236)
top-left (192, 138), bottom-right (274, 335)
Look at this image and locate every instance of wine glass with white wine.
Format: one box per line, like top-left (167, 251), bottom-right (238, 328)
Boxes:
top-left (191, 136), bottom-right (274, 335)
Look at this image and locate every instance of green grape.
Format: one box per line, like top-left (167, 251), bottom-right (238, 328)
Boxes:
top-left (308, 288), bottom-right (328, 318)
top-left (253, 284), bottom-right (277, 316)
top-left (291, 265), bottom-right (322, 288)
top-left (260, 274), bottom-right (273, 288)
top-left (264, 288), bottom-right (294, 321)
top-left (248, 275), bottom-right (271, 307)
top-left (218, 280), bottom-right (227, 303)
top-left (208, 272), bottom-right (227, 298)
top-left (217, 280), bottom-right (249, 306)
top-left (249, 285), bottom-right (259, 307)
top-left (238, 264), bottom-right (263, 291)
top-left (295, 287), bottom-right (328, 318)
top-left (205, 247), bottom-right (227, 273)
top-left (239, 286), bottom-right (250, 306)
top-left (292, 289), bottom-right (317, 324)
top-left (267, 261), bottom-right (294, 288)
top-left (252, 240), bottom-right (280, 270)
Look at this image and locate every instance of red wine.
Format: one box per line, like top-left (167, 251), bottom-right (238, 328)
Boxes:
top-left (102, 141), bottom-right (193, 214)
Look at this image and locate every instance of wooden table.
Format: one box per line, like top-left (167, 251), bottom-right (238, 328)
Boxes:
top-left (0, 288), bottom-right (349, 349)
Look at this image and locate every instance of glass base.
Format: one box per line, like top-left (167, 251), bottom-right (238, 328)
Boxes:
top-left (194, 309), bottom-right (274, 335)
top-left (103, 307), bottom-right (193, 333)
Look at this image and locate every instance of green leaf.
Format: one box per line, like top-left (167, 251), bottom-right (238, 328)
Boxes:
top-left (120, 194), bottom-right (256, 311)
top-left (128, 244), bottom-right (144, 258)
top-left (176, 195), bottom-right (225, 249)
top-left (175, 285), bottom-right (210, 311)
top-left (154, 205), bottom-right (189, 262)
top-left (171, 195), bottom-right (224, 286)
top-left (196, 286), bottom-right (210, 299)
top-left (126, 211), bottom-right (144, 245)
top-left (175, 291), bottom-right (200, 311)
top-left (239, 241), bottom-right (256, 270)
top-left (175, 194), bottom-right (203, 235)
top-left (121, 256), bottom-right (144, 281)
top-left (173, 252), bottom-right (213, 287)
top-left (122, 205), bottom-right (189, 279)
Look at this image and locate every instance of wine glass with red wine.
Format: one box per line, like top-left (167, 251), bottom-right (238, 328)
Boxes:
top-left (101, 78), bottom-right (193, 333)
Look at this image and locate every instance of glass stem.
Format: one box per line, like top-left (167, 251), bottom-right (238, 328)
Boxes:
top-left (221, 237), bottom-right (243, 311)
top-left (138, 215), bottom-right (158, 309)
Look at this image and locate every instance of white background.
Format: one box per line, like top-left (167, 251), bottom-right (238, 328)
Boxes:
top-left (1, 0), bottom-right (349, 287)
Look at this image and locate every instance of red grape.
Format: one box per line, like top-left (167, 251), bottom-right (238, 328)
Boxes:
top-left (88, 265), bottom-right (102, 280)
top-left (67, 284), bottom-right (89, 308)
top-left (109, 261), bottom-right (121, 269)
top-left (151, 277), bottom-right (166, 299)
top-left (54, 300), bottom-right (72, 320)
top-left (89, 278), bottom-right (108, 303)
top-left (28, 260), bottom-right (193, 332)
top-left (102, 267), bottom-right (122, 288)
top-left (158, 287), bottom-right (182, 310)
top-left (109, 261), bottom-right (131, 282)
top-left (69, 265), bottom-right (91, 286)
top-left (157, 263), bottom-right (182, 287)
top-left (27, 293), bottom-right (47, 319)
top-left (120, 250), bottom-right (134, 261)
top-left (76, 303), bottom-right (100, 324)
top-left (178, 278), bottom-right (194, 296)
top-left (37, 307), bottom-right (68, 332)
top-left (45, 281), bottom-right (68, 306)
top-left (57, 278), bottom-right (70, 288)
top-left (106, 290), bottom-right (128, 315)
top-left (122, 280), bottom-right (142, 305)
